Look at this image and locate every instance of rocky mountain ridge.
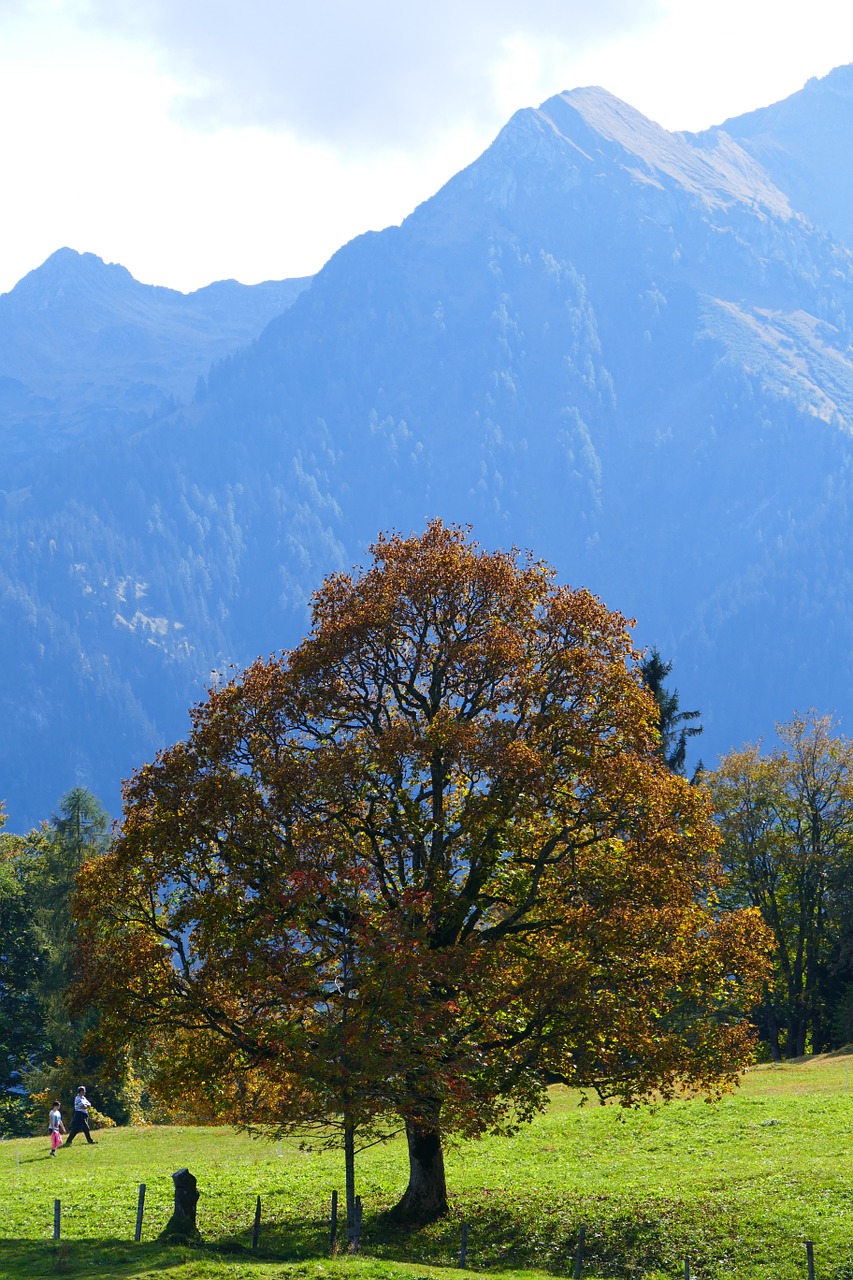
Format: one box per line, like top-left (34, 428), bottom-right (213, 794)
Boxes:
top-left (0, 248), bottom-right (310, 455)
top-left (4, 66), bottom-right (853, 827)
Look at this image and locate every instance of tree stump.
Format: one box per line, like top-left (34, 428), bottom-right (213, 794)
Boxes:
top-left (158, 1168), bottom-right (201, 1242)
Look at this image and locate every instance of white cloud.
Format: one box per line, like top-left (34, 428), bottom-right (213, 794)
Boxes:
top-left (72, 0), bottom-right (664, 151)
top-left (0, 0), bottom-right (852, 295)
top-left (569, 0), bottom-right (853, 133)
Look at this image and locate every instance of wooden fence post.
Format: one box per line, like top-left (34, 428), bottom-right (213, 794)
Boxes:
top-left (53, 1199), bottom-right (60, 1240)
top-left (806, 1240), bottom-right (815, 1280)
top-left (352, 1195), bottom-right (362, 1253)
top-left (459, 1221), bottom-right (469, 1268)
top-left (252, 1196), bottom-right (261, 1250)
top-left (135, 1184), bottom-right (146, 1243)
top-left (574, 1224), bottom-right (585, 1279)
top-left (330, 1190), bottom-right (338, 1251)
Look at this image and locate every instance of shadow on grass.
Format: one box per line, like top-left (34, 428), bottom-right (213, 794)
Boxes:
top-left (5, 1197), bottom-right (847, 1280)
top-left (358, 1204), bottom-right (675, 1278)
top-left (0, 1210), bottom-right (711, 1280)
top-left (211, 1196), bottom-right (738, 1277)
top-left (0, 1238), bottom-right (331, 1280)
top-left (0, 1239), bottom-right (205, 1280)
top-left (0, 1233), bottom-right (361, 1280)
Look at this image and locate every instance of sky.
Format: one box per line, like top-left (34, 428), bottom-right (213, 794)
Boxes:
top-left (1, 0), bottom-right (852, 296)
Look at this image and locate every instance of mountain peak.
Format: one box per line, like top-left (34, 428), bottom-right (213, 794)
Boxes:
top-left (716, 63), bottom-right (853, 247)
top-left (803, 61), bottom-right (853, 95)
top-left (547, 84), bottom-right (663, 142)
top-left (494, 85), bottom-right (792, 218)
top-left (5, 247), bottom-right (138, 308)
top-left (41, 246), bottom-right (118, 272)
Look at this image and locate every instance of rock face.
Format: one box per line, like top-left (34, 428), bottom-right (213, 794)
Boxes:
top-left (5, 69), bottom-right (853, 827)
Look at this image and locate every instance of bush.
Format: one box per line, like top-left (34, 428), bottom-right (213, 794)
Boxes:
top-left (0, 1093), bottom-right (41, 1138)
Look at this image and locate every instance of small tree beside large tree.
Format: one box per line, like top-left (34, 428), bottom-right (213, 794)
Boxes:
top-left (639, 646), bottom-right (702, 776)
top-left (707, 712), bottom-right (853, 1059)
top-left (75, 522), bottom-right (768, 1223)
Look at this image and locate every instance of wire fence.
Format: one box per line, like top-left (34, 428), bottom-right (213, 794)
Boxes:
top-left (42, 1173), bottom-right (823, 1278)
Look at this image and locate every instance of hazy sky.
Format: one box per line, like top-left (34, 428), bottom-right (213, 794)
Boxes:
top-left (1, 0), bottom-right (851, 294)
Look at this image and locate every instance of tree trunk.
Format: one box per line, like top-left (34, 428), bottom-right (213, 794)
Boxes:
top-left (764, 1013), bottom-right (781, 1062)
top-left (390, 1122), bottom-right (448, 1224)
top-left (787, 1014), bottom-right (807, 1059)
top-left (344, 1122), bottom-right (357, 1249)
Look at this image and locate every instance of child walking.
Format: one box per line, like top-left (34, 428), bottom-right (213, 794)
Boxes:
top-left (48, 1101), bottom-right (66, 1155)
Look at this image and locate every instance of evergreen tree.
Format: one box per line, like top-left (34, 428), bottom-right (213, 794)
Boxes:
top-left (34, 788), bottom-right (110, 1055)
top-left (21, 789), bottom-right (131, 1120)
top-left (0, 812), bottom-right (48, 1134)
top-left (639, 647), bottom-right (703, 776)
top-left (0, 790), bottom-right (138, 1128)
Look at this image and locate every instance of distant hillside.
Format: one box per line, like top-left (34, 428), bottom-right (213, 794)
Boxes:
top-left (0, 249), bottom-right (310, 454)
top-left (5, 71), bottom-right (853, 828)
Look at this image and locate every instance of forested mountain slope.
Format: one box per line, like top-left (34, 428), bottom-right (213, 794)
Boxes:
top-left (4, 68), bottom-right (853, 828)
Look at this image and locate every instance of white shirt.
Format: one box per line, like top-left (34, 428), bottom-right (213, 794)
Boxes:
top-left (74, 1094), bottom-right (91, 1113)
top-left (49, 1108), bottom-right (62, 1131)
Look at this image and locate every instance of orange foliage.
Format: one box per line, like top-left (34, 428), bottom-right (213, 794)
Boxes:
top-left (74, 522), bottom-right (769, 1154)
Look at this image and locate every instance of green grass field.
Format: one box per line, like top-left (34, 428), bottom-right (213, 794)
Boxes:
top-left (4, 1054), bottom-right (853, 1280)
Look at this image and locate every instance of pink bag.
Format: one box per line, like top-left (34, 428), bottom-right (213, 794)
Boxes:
top-left (51, 1129), bottom-right (63, 1151)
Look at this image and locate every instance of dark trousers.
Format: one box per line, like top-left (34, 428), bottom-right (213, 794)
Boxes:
top-left (66, 1110), bottom-right (93, 1144)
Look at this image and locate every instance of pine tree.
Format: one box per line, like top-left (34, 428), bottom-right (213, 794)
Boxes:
top-left (640, 647), bottom-right (703, 776)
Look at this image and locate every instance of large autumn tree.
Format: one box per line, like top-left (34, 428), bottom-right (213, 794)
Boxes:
top-left (75, 523), bottom-right (767, 1222)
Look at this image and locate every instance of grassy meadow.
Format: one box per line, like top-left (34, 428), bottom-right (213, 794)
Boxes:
top-left (4, 1054), bottom-right (853, 1280)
